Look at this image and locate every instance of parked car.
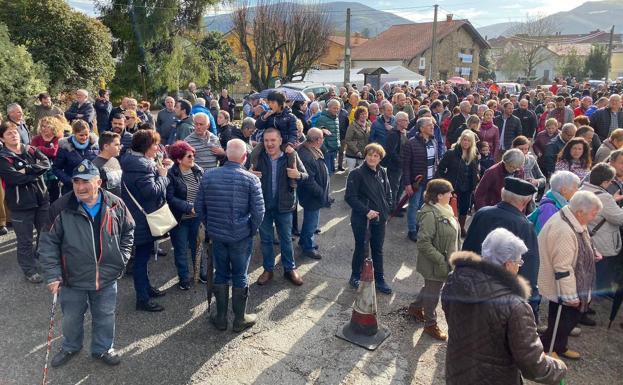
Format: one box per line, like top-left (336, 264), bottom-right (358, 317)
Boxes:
top-left (281, 82), bottom-right (334, 99)
top-left (496, 82), bottom-right (521, 95)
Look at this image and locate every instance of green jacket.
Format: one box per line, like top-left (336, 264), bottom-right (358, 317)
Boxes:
top-left (416, 203), bottom-right (460, 281)
top-left (316, 110), bottom-right (340, 152)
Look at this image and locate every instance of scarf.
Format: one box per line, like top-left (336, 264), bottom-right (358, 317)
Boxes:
top-left (303, 142), bottom-right (324, 160)
top-left (71, 135), bottom-right (89, 150)
top-left (560, 209), bottom-right (595, 312)
top-left (480, 120), bottom-right (493, 130)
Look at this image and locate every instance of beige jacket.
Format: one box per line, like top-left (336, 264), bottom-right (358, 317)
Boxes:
top-left (580, 182), bottom-right (623, 257)
top-left (538, 206), bottom-right (590, 303)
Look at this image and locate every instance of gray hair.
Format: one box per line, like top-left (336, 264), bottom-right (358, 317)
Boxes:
top-left (477, 104), bottom-right (488, 114)
top-left (502, 148), bottom-right (525, 168)
top-left (395, 111), bottom-right (409, 121)
top-left (459, 100), bottom-right (471, 110)
top-left (417, 116), bottom-right (434, 129)
top-left (327, 99), bottom-right (341, 109)
top-left (196, 97), bottom-right (206, 107)
top-left (561, 122), bottom-right (577, 135)
top-left (549, 171), bottom-right (580, 193)
top-left (568, 190), bottom-right (603, 213)
top-left (76, 89), bottom-right (89, 98)
top-left (309, 101), bottom-right (320, 112)
top-left (192, 112), bottom-right (210, 124)
top-left (226, 138), bottom-right (247, 160)
top-left (241, 117), bottom-right (256, 131)
top-left (481, 228), bottom-right (528, 266)
top-left (7, 103), bottom-right (21, 114)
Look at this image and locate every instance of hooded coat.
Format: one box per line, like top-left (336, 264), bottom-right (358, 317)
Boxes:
top-left (442, 252), bottom-right (567, 385)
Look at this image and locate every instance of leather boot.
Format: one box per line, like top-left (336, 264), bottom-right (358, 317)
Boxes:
top-left (232, 286), bottom-right (257, 332)
top-left (211, 284), bottom-right (229, 331)
top-left (458, 215), bottom-right (467, 238)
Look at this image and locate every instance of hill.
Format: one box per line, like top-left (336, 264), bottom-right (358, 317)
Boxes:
top-left (477, 0), bottom-right (623, 38)
top-left (203, 1), bottom-right (412, 36)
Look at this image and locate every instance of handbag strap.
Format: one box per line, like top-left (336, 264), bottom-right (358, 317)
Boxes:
top-left (123, 182), bottom-right (147, 216)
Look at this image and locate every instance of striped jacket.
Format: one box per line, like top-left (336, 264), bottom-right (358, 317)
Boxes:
top-left (185, 131), bottom-right (222, 170)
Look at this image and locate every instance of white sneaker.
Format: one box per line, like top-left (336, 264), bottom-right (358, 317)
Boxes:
top-left (569, 326), bottom-right (581, 337)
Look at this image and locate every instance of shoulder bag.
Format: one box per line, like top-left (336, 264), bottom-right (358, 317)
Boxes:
top-left (123, 182), bottom-right (177, 237)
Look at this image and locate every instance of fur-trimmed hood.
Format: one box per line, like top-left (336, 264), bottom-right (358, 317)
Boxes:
top-left (58, 133), bottom-right (99, 152)
top-left (445, 251), bottom-right (531, 302)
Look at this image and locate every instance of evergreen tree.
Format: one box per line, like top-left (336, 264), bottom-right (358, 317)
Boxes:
top-left (584, 44), bottom-right (609, 79)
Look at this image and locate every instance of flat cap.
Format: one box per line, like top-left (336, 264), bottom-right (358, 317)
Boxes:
top-left (504, 177), bottom-right (537, 196)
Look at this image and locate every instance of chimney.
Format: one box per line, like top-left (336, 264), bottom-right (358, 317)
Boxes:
top-left (446, 14), bottom-right (453, 22)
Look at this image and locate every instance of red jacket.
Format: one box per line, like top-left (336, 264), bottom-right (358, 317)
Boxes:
top-left (474, 162), bottom-right (524, 210)
top-left (31, 135), bottom-right (59, 160)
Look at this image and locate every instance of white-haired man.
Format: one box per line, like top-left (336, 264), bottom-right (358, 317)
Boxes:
top-left (195, 139), bottom-right (265, 333)
top-left (590, 94), bottom-right (622, 141)
top-left (185, 112), bottom-right (223, 170)
top-left (443, 231), bottom-right (567, 385)
top-left (538, 191), bottom-right (602, 360)
top-left (64, 89), bottom-right (95, 129)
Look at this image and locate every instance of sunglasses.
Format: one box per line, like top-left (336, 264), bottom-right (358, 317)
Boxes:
top-left (185, 154), bottom-right (195, 159)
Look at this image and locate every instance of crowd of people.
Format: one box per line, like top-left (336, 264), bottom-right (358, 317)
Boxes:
top-left (1, 76), bottom-right (623, 384)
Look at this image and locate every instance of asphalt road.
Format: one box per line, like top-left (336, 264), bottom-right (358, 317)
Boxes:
top-left (0, 171), bottom-right (622, 385)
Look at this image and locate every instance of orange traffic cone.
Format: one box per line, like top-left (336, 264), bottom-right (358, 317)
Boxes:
top-left (336, 257), bottom-right (390, 350)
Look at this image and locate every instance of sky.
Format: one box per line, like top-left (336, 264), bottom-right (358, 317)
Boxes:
top-left (68, 0), bottom-right (604, 28)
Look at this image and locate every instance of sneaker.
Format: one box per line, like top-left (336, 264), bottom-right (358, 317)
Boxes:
top-left (51, 349), bottom-right (77, 368)
top-left (26, 273), bottom-right (43, 284)
top-left (198, 274), bottom-right (208, 284)
top-left (92, 351), bottom-right (121, 366)
top-left (569, 326), bottom-right (581, 337)
top-left (408, 231), bottom-right (417, 242)
top-left (0, 226), bottom-right (8, 235)
top-left (349, 276), bottom-right (360, 289)
top-left (376, 280), bottom-right (393, 295)
top-left (560, 349), bottom-right (581, 360)
top-left (423, 324), bottom-right (447, 341)
top-left (179, 281), bottom-right (191, 290)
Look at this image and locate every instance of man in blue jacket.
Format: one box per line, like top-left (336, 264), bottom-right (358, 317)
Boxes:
top-left (195, 139), bottom-right (265, 332)
top-left (296, 128), bottom-right (330, 260)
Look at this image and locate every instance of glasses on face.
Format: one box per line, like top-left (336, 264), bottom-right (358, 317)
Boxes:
top-left (514, 258), bottom-right (524, 267)
top-left (185, 154), bottom-right (195, 159)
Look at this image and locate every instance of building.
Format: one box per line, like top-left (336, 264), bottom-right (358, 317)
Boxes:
top-left (610, 48), bottom-right (623, 80)
top-left (349, 16), bottom-right (489, 82)
top-left (317, 35), bottom-right (368, 69)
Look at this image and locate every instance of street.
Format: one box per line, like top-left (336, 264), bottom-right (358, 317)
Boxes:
top-left (0, 171), bottom-right (622, 385)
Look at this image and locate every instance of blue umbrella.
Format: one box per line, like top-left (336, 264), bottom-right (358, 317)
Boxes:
top-left (259, 87), bottom-right (310, 102)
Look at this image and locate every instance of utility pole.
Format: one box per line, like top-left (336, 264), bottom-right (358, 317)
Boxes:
top-left (429, 4), bottom-right (439, 81)
top-left (343, 8), bottom-right (351, 87)
top-left (607, 25), bottom-right (615, 81)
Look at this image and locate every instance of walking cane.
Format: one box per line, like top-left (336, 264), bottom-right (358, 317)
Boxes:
top-left (193, 224), bottom-right (206, 283)
top-left (41, 291), bottom-right (58, 385)
top-left (549, 271), bottom-right (571, 355)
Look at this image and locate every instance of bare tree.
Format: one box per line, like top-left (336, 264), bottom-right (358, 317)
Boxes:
top-left (506, 14), bottom-right (557, 79)
top-left (232, 0), bottom-right (332, 90)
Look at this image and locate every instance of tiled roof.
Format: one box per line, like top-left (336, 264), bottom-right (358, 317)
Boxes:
top-left (351, 20), bottom-right (488, 61)
top-left (328, 35), bottom-right (368, 47)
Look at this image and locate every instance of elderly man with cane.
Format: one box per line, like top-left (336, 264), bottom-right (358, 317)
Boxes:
top-left (538, 191), bottom-right (602, 360)
top-left (40, 160), bottom-right (135, 367)
top-left (195, 139), bottom-right (265, 332)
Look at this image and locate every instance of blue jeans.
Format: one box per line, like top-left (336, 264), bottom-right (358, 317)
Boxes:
top-left (60, 282), bottom-right (117, 355)
top-left (259, 208), bottom-right (296, 272)
top-left (170, 217), bottom-right (204, 283)
top-left (213, 237), bottom-right (253, 288)
top-left (298, 209), bottom-right (320, 252)
top-left (406, 185), bottom-right (425, 233)
top-left (324, 150), bottom-right (337, 175)
top-left (133, 243), bottom-right (153, 303)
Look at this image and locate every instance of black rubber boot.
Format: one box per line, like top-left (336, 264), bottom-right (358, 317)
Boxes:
top-left (232, 286), bottom-right (257, 332)
top-left (211, 284), bottom-right (229, 331)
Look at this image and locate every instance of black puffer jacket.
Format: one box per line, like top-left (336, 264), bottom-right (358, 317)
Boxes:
top-left (441, 252), bottom-right (566, 385)
top-left (0, 144), bottom-right (50, 210)
top-left (345, 162), bottom-right (392, 222)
